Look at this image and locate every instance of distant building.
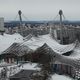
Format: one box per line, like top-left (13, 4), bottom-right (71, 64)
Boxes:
top-left (0, 18), bottom-right (5, 35)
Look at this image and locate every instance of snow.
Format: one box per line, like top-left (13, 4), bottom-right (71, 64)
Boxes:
top-left (20, 63), bottom-right (40, 70)
top-left (60, 41), bottom-right (80, 59)
top-left (51, 74), bottom-right (72, 80)
top-left (0, 33), bottom-right (23, 54)
top-left (68, 43), bottom-right (80, 59)
top-left (0, 33), bottom-right (78, 79)
top-left (0, 63), bottom-right (40, 77)
top-left (24, 34), bottom-right (76, 54)
top-left (0, 63), bottom-right (73, 80)
top-left (0, 33), bottom-right (76, 55)
top-left (8, 63), bottom-right (40, 76)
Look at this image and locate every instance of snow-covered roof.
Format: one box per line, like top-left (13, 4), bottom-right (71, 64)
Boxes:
top-left (23, 34), bottom-right (33, 42)
top-left (1, 43), bottom-right (32, 56)
top-left (0, 33), bottom-right (23, 54)
top-left (24, 34), bottom-right (76, 54)
top-left (68, 41), bottom-right (80, 59)
top-left (0, 33), bottom-right (77, 57)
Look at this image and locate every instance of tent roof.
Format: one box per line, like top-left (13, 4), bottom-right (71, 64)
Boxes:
top-left (1, 42), bottom-right (32, 56)
top-left (68, 41), bottom-right (80, 59)
top-left (0, 33), bottom-right (23, 54)
top-left (24, 34), bottom-right (76, 54)
top-left (0, 33), bottom-right (77, 58)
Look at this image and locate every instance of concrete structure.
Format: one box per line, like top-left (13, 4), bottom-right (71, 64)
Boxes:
top-left (0, 18), bottom-right (5, 35)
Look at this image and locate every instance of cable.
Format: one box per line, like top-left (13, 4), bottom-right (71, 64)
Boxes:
top-left (62, 14), bottom-right (68, 21)
top-left (53, 14), bottom-right (59, 21)
top-left (14, 14), bottom-right (19, 21)
top-left (22, 14), bottom-right (29, 21)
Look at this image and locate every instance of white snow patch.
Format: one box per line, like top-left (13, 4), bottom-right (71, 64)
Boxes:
top-left (0, 33), bottom-right (23, 54)
top-left (0, 63), bottom-right (40, 77)
top-left (20, 63), bottom-right (40, 70)
top-left (51, 74), bottom-right (72, 80)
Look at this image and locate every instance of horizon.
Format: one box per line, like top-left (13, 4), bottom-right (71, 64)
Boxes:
top-left (4, 20), bottom-right (80, 22)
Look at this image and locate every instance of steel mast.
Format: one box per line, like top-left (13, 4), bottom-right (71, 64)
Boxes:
top-left (18, 10), bottom-right (22, 27)
top-left (59, 10), bottom-right (63, 44)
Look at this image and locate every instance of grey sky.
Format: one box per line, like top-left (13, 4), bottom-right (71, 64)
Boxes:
top-left (0, 0), bottom-right (80, 21)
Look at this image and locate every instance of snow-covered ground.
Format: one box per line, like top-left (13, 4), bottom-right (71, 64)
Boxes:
top-left (0, 63), bottom-right (40, 78)
top-left (9, 63), bottom-right (40, 76)
top-left (0, 33), bottom-right (23, 54)
top-left (51, 74), bottom-right (72, 80)
top-left (0, 63), bottom-right (73, 80)
top-left (20, 63), bottom-right (40, 70)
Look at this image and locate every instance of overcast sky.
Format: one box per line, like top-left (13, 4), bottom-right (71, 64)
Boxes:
top-left (0, 0), bottom-right (80, 21)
